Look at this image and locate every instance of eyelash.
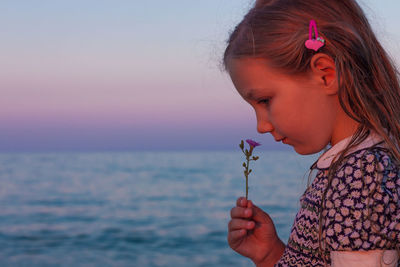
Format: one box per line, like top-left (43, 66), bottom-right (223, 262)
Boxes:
top-left (258, 98), bottom-right (271, 105)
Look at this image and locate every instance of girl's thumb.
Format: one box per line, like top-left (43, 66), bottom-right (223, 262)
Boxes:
top-left (247, 200), bottom-right (273, 223)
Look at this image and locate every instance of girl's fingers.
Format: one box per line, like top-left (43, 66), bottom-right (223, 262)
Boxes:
top-left (228, 218), bottom-right (255, 232)
top-left (228, 229), bottom-right (246, 242)
top-left (236, 197), bottom-right (248, 207)
top-left (231, 206), bottom-right (252, 219)
top-left (247, 200), bottom-right (272, 224)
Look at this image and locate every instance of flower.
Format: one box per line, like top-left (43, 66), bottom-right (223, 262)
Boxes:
top-left (246, 139), bottom-right (261, 147)
top-left (239, 139), bottom-right (261, 199)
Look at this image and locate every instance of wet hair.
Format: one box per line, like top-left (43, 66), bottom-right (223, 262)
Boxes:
top-left (223, 0), bottom-right (400, 264)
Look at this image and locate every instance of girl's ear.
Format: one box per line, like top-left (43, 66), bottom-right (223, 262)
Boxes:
top-left (310, 53), bottom-right (338, 95)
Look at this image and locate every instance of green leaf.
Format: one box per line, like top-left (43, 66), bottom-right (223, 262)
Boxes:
top-left (249, 169), bottom-right (252, 174)
top-left (243, 162), bottom-right (246, 167)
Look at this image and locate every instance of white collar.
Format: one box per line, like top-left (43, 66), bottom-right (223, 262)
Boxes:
top-left (316, 131), bottom-right (385, 169)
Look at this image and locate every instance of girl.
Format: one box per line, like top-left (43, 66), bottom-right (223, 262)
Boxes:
top-left (224, 0), bottom-right (400, 266)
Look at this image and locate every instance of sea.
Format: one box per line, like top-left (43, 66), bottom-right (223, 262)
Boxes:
top-left (0, 150), bottom-right (320, 267)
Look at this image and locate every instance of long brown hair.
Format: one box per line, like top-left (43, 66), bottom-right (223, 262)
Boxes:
top-left (223, 0), bottom-right (400, 263)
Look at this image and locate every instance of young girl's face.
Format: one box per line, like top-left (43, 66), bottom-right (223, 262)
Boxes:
top-left (227, 58), bottom-right (338, 155)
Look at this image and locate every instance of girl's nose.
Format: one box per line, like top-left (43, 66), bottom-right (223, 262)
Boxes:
top-left (257, 118), bottom-right (274, 134)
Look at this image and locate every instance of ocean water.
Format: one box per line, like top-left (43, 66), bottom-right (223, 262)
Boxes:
top-left (0, 150), bottom-right (319, 267)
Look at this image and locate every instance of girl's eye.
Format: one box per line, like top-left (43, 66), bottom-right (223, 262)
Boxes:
top-left (258, 98), bottom-right (271, 105)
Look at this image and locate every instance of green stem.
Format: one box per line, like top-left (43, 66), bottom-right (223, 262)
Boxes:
top-left (246, 155), bottom-right (250, 199)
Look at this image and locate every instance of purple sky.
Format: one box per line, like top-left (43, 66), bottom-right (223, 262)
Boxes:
top-left (1, 0), bottom-right (400, 152)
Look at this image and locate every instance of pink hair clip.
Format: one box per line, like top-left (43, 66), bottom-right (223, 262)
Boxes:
top-left (305, 20), bottom-right (325, 52)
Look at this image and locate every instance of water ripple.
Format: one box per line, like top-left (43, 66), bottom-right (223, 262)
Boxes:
top-left (0, 151), bottom-right (318, 266)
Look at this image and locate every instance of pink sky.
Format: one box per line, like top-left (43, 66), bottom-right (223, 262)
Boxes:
top-left (1, 0), bottom-right (400, 151)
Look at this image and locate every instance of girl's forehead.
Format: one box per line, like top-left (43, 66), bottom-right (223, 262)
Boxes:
top-left (228, 58), bottom-right (294, 86)
top-left (227, 58), bottom-right (298, 80)
top-left (227, 57), bottom-right (312, 87)
top-left (228, 58), bottom-right (273, 82)
top-left (227, 58), bottom-right (271, 72)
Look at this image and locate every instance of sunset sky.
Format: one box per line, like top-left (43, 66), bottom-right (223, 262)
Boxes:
top-left (1, 0), bottom-right (400, 152)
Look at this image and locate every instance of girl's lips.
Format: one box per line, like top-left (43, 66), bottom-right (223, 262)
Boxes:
top-left (282, 137), bottom-right (288, 144)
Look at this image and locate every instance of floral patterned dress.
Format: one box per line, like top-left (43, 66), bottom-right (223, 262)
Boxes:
top-left (275, 134), bottom-right (400, 267)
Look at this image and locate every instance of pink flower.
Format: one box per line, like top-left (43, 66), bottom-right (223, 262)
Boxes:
top-left (341, 207), bottom-right (349, 216)
top-left (239, 139), bottom-right (261, 199)
top-left (246, 139), bottom-right (261, 147)
top-left (334, 223), bottom-right (342, 233)
top-left (327, 228), bottom-right (334, 236)
top-left (341, 236), bottom-right (350, 246)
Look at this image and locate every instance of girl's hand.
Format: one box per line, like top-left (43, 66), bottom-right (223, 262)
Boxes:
top-left (227, 197), bottom-right (285, 267)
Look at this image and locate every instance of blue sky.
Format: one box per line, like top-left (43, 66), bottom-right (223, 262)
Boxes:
top-left (1, 0), bottom-right (400, 152)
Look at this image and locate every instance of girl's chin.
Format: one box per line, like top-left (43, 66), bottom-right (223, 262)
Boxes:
top-left (293, 144), bottom-right (324, 155)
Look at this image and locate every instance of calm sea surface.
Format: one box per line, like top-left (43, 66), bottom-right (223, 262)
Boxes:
top-left (0, 150), bottom-right (319, 267)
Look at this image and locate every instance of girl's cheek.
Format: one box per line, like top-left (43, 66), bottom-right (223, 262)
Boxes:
top-left (268, 105), bottom-right (277, 122)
